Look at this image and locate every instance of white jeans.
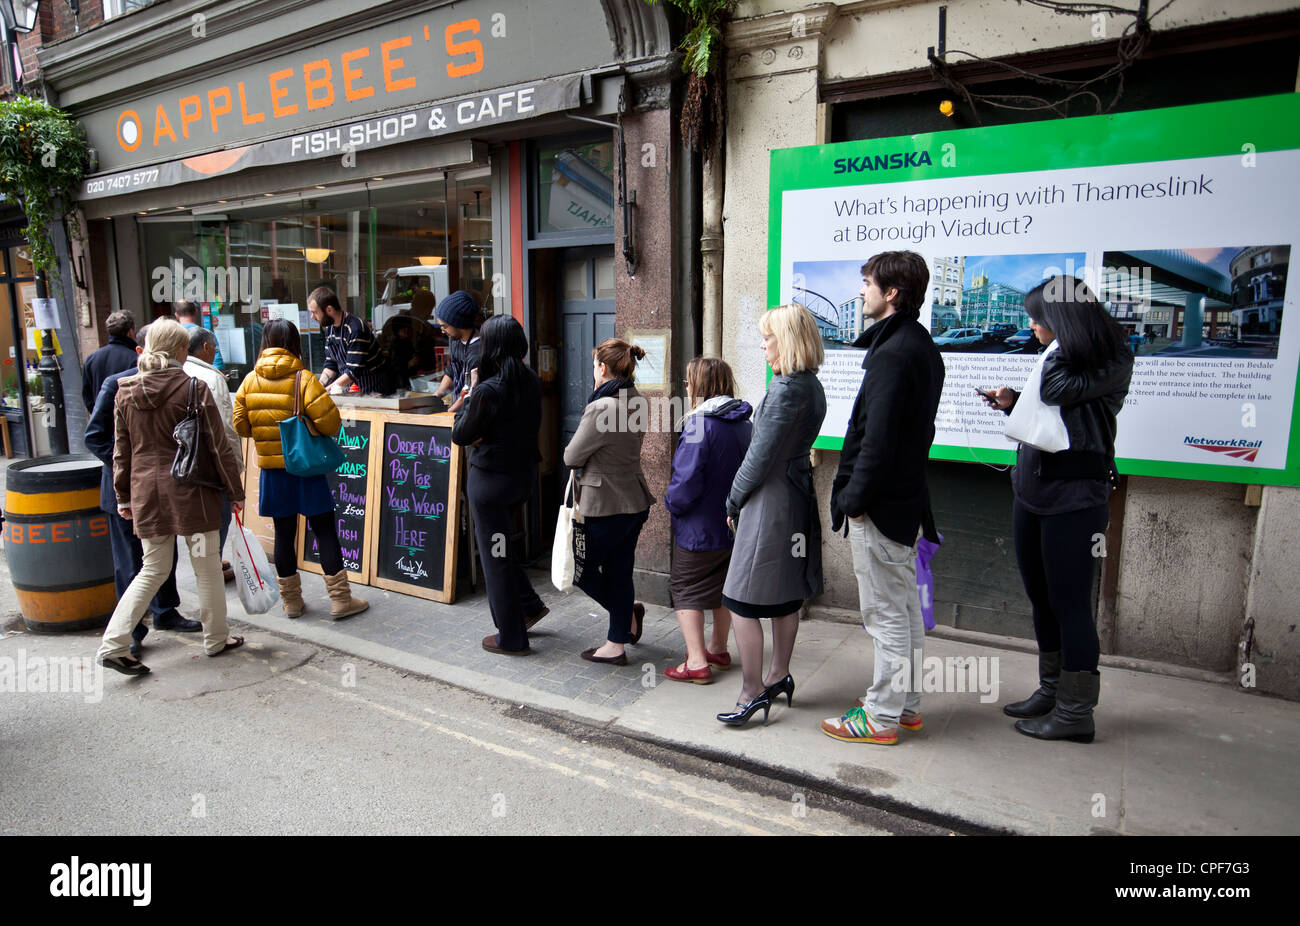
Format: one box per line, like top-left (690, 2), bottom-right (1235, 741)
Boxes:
top-left (98, 531), bottom-right (229, 659)
top-left (849, 517), bottom-right (924, 726)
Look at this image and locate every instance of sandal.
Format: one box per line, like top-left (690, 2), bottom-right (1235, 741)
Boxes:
top-left (207, 635), bottom-right (245, 657)
top-left (100, 654), bottom-right (150, 676)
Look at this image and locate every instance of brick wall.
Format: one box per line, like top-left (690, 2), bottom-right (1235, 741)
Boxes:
top-left (6, 1), bottom-right (107, 95)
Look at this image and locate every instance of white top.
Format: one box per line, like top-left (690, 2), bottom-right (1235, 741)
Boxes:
top-left (184, 355), bottom-right (245, 474)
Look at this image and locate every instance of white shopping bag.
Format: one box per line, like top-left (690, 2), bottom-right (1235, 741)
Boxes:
top-left (1005, 340), bottom-right (1070, 453)
top-left (229, 511), bottom-right (280, 614)
top-left (551, 471), bottom-right (583, 592)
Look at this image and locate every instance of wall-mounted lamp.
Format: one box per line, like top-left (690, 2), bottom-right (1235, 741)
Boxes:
top-left (415, 256), bottom-right (444, 266)
top-left (300, 248), bottom-right (333, 264)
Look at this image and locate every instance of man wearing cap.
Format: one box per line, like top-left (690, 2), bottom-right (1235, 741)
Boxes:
top-left (433, 290), bottom-right (483, 414)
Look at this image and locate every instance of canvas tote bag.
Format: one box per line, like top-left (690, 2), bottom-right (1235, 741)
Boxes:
top-left (551, 470), bottom-right (587, 591)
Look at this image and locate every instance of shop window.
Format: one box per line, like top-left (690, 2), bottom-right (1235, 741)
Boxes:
top-left (138, 171), bottom-right (493, 386)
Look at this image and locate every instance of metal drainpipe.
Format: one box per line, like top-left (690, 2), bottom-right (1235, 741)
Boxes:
top-left (700, 154), bottom-right (723, 357)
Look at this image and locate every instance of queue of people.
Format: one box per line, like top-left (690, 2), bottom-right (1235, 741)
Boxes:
top-left (88, 256), bottom-right (1130, 751)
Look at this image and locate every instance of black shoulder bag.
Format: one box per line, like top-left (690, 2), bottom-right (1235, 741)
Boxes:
top-left (172, 377), bottom-right (226, 489)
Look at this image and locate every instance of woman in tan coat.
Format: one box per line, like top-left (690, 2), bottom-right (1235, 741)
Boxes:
top-left (97, 319), bottom-right (246, 675)
top-left (233, 319), bottom-right (366, 619)
top-left (562, 338), bottom-right (656, 665)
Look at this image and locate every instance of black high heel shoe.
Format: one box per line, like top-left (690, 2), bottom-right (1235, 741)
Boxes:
top-left (716, 693), bottom-right (772, 727)
top-left (762, 675), bottom-right (795, 707)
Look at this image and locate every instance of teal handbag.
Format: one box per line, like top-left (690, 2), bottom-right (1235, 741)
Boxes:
top-left (279, 370), bottom-right (346, 477)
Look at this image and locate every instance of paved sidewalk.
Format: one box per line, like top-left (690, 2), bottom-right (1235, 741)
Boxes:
top-left (175, 566), bottom-right (1300, 837)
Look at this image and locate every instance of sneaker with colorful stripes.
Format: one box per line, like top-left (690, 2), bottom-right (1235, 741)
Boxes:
top-left (855, 696), bottom-right (923, 731)
top-left (821, 706), bottom-right (898, 745)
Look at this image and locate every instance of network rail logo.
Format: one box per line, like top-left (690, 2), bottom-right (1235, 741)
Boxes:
top-left (1184, 435), bottom-right (1263, 463)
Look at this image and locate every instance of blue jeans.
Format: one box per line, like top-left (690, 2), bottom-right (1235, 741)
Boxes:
top-left (219, 492), bottom-right (232, 559)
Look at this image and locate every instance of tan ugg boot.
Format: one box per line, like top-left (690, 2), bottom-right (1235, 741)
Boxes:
top-left (277, 573), bottom-right (305, 618)
top-left (323, 570), bottom-right (368, 620)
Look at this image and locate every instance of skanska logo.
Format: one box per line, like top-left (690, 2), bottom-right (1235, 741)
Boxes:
top-left (833, 150), bottom-right (932, 174)
top-left (1184, 435), bottom-right (1263, 463)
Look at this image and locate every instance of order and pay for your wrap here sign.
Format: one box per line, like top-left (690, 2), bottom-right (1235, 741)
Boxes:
top-left (769, 93), bottom-right (1300, 486)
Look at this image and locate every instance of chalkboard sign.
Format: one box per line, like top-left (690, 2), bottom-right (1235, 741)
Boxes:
top-left (370, 413), bottom-right (462, 602)
top-left (298, 415), bottom-right (376, 582)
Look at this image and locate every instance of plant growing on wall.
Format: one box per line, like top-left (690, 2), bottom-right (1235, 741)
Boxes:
top-left (645, 0), bottom-right (737, 157)
top-left (0, 96), bottom-right (91, 278)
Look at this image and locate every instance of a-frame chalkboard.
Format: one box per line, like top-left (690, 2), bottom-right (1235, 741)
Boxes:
top-left (367, 411), bottom-right (463, 603)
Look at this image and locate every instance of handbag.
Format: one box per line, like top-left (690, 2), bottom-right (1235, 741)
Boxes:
top-left (1004, 341), bottom-right (1070, 453)
top-left (280, 370), bottom-right (346, 477)
top-left (171, 377), bottom-right (226, 490)
top-left (551, 470), bottom-right (587, 591)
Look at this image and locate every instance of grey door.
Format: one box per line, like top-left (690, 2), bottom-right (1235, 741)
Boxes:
top-left (560, 246), bottom-right (617, 446)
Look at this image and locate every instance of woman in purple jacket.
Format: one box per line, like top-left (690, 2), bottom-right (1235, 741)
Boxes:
top-left (663, 358), bottom-right (753, 684)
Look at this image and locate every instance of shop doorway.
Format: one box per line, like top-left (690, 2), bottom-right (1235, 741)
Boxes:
top-left (558, 246), bottom-right (616, 447)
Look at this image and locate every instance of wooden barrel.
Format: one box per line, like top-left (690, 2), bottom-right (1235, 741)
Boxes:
top-left (3, 454), bottom-right (116, 633)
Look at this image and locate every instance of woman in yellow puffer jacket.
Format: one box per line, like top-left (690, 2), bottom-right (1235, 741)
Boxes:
top-left (233, 319), bottom-right (367, 620)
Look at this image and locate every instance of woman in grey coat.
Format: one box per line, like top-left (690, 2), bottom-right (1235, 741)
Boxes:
top-left (718, 305), bottom-right (827, 725)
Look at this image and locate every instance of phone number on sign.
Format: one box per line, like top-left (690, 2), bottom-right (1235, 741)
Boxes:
top-left (84, 168), bottom-right (160, 195)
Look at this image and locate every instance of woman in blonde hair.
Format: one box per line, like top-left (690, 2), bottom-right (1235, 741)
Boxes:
top-left (716, 304), bottom-right (827, 724)
top-left (663, 357), bottom-right (752, 684)
top-left (563, 337), bottom-right (656, 665)
top-left (97, 318), bottom-right (247, 675)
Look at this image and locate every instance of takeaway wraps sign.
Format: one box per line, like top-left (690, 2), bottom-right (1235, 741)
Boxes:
top-left (80, 75), bottom-right (585, 200)
top-left (768, 94), bottom-right (1300, 486)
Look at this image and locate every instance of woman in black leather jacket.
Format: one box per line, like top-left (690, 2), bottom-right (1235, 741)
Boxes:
top-left (982, 276), bottom-right (1132, 744)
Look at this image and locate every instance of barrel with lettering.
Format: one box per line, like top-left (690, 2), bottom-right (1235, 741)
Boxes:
top-left (3, 455), bottom-right (116, 633)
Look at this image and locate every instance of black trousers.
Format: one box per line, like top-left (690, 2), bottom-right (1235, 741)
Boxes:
top-left (106, 508), bottom-right (180, 643)
top-left (468, 466), bottom-right (543, 651)
top-left (1012, 500), bottom-right (1109, 673)
top-left (273, 514), bottom-right (343, 577)
top-left (576, 509), bottom-right (648, 645)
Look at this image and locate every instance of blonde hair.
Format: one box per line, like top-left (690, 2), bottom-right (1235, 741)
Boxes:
top-left (137, 318), bottom-right (189, 373)
top-left (759, 304), bottom-right (824, 374)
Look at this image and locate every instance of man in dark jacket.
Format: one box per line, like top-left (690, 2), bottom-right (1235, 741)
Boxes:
top-left (823, 251), bottom-right (945, 747)
top-left (84, 325), bottom-right (200, 657)
top-left (81, 311), bottom-right (139, 411)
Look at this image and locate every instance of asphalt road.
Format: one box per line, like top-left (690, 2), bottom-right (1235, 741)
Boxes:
top-left (0, 614), bottom-right (956, 836)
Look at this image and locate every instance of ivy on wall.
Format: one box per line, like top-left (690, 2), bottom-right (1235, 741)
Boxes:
top-left (0, 96), bottom-right (91, 278)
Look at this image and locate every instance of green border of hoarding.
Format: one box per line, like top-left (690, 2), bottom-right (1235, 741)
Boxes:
top-left (767, 93), bottom-right (1300, 485)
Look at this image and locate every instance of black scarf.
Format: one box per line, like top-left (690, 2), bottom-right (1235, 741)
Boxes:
top-left (588, 377), bottom-right (633, 405)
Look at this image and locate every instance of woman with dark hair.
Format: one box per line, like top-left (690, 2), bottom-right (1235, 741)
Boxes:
top-left (563, 338), bottom-right (656, 665)
top-left (452, 315), bottom-right (546, 655)
top-left (233, 319), bottom-right (368, 620)
top-left (663, 357), bottom-right (752, 684)
top-left (981, 275), bottom-right (1133, 743)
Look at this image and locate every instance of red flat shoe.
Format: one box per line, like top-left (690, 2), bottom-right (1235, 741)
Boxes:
top-left (705, 649), bottom-right (732, 669)
top-left (664, 662), bottom-right (713, 684)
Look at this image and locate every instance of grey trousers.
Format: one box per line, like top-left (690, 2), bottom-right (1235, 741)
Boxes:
top-left (849, 517), bottom-right (924, 726)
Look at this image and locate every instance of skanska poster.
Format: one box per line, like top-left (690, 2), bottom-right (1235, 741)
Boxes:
top-left (769, 94), bottom-right (1300, 485)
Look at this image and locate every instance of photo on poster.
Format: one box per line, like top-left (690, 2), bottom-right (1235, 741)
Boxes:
top-left (791, 259), bottom-right (871, 348)
top-left (928, 252), bottom-right (1085, 354)
top-left (1099, 246), bottom-right (1288, 360)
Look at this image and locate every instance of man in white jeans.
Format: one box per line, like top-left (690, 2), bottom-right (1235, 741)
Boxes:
top-left (824, 251), bottom-right (945, 745)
